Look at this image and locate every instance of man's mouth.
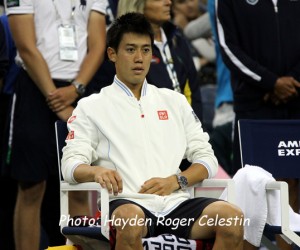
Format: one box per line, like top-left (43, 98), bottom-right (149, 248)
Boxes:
top-left (132, 67), bottom-right (144, 74)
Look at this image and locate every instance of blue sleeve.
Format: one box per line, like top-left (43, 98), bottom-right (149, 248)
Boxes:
top-left (0, 19), bottom-right (8, 78)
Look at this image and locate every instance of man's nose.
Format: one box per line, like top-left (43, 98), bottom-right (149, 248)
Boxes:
top-left (134, 50), bottom-right (143, 62)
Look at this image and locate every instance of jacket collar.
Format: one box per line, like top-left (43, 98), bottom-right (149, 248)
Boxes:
top-left (161, 21), bottom-right (179, 44)
top-left (113, 75), bottom-right (148, 98)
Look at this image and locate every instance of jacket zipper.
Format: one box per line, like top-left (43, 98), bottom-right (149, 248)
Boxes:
top-left (272, 0), bottom-right (281, 74)
top-left (138, 101), bottom-right (145, 118)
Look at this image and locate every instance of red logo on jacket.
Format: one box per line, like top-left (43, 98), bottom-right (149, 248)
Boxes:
top-left (158, 110), bottom-right (168, 120)
top-left (151, 55), bottom-right (160, 64)
top-left (68, 116), bottom-right (76, 123)
top-left (66, 131), bottom-right (74, 140)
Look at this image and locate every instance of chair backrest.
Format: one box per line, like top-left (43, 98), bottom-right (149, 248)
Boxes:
top-left (55, 120), bottom-right (68, 180)
top-left (238, 119), bottom-right (300, 178)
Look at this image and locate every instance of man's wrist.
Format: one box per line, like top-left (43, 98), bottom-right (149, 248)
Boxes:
top-left (172, 175), bottom-right (180, 191)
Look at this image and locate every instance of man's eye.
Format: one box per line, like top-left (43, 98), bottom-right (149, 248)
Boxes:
top-left (127, 48), bottom-right (135, 53)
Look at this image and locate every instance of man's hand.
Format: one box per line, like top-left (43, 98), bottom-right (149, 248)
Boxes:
top-left (172, 10), bottom-right (188, 30)
top-left (94, 167), bottom-right (123, 196)
top-left (274, 76), bottom-right (300, 101)
top-left (47, 85), bottom-right (79, 112)
top-left (263, 92), bottom-right (282, 105)
top-left (139, 175), bottom-right (179, 196)
top-left (264, 76), bottom-right (300, 105)
top-left (56, 106), bottom-right (74, 122)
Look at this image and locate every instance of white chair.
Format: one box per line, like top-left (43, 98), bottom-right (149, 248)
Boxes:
top-left (238, 119), bottom-right (300, 249)
top-left (55, 120), bottom-right (236, 250)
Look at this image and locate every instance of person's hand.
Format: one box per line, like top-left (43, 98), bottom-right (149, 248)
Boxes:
top-left (56, 106), bottom-right (74, 122)
top-left (172, 9), bottom-right (188, 30)
top-left (47, 85), bottom-right (79, 112)
top-left (273, 76), bottom-right (300, 102)
top-left (94, 167), bottom-right (123, 196)
top-left (139, 175), bottom-right (179, 196)
top-left (263, 92), bottom-right (282, 105)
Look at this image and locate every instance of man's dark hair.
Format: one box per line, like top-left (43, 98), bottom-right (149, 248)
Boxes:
top-left (107, 12), bottom-right (154, 52)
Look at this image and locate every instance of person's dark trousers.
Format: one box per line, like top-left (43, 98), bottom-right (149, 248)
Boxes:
top-left (0, 92), bottom-right (65, 249)
top-left (209, 122), bottom-right (233, 176)
top-left (0, 92), bottom-right (17, 250)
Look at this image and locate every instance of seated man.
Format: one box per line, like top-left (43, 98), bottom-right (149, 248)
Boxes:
top-left (61, 12), bottom-right (244, 250)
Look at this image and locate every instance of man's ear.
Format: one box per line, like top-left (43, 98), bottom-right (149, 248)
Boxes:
top-left (107, 47), bottom-right (117, 63)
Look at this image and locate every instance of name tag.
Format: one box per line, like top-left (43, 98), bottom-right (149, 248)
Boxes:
top-left (58, 25), bottom-right (78, 61)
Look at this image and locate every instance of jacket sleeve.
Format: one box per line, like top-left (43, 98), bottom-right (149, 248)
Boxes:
top-left (0, 21), bottom-right (8, 79)
top-left (216, 0), bottom-right (277, 90)
top-left (184, 12), bottom-right (212, 40)
top-left (61, 103), bottom-right (100, 183)
top-left (180, 94), bottom-right (218, 178)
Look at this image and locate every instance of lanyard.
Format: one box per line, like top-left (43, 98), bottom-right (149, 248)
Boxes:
top-left (162, 42), bottom-right (181, 93)
top-left (52, 0), bottom-right (76, 25)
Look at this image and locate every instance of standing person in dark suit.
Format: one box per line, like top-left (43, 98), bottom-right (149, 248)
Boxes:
top-left (216, 1), bottom-right (300, 249)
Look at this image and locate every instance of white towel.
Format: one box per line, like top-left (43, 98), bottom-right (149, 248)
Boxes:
top-left (219, 165), bottom-right (300, 247)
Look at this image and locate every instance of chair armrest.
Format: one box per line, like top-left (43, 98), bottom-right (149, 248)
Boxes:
top-left (193, 179), bottom-right (236, 204)
top-left (265, 181), bottom-right (289, 230)
top-left (265, 181), bottom-right (300, 246)
top-left (60, 181), bottom-right (110, 240)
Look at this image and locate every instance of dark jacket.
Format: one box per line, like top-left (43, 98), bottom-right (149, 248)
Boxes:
top-left (147, 22), bottom-right (202, 120)
top-left (216, 0), bottom-right (300, 111)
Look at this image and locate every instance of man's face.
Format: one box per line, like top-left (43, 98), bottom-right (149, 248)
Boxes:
top-left (108, 33), bottom-right (152, 88)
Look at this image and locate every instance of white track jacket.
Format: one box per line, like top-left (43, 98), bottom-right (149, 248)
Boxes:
top-left (61, 76), bottom-right (218, 215)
